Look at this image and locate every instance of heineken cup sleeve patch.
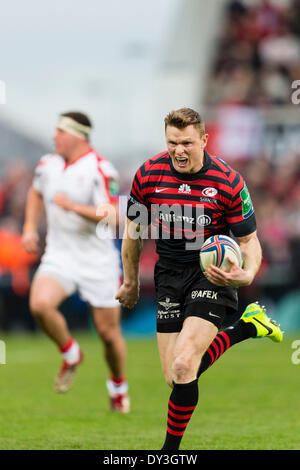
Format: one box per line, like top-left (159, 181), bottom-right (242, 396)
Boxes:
top-left (240, 183), bottom-right (254, 218)
top-left (109, 178), bottom-right (119, 197)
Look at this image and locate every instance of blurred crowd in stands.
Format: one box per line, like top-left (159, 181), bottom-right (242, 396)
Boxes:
top-left (204, 0), bottom-right (300, 311)
top-left (0, 161), bottom-right (37, 330)
top-left (206, 0), bottom-right (300, 107)
top-left (0, 0), bottom-right (299, 331)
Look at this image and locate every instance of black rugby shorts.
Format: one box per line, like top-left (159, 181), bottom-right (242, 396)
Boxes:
top-left (154, 258), bottom-right (238, 333)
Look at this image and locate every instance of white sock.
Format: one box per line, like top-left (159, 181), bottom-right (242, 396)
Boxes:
top-left (62, 340), bottom-right (80, 365)
top-left (106, 379), bottom-right (128, 397)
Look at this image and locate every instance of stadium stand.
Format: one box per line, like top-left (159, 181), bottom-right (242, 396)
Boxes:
top-left (204, 0), bottom-right (300, 327)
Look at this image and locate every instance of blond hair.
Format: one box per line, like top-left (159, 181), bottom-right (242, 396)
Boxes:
top-left (164, 108), bottom-right (205, 137)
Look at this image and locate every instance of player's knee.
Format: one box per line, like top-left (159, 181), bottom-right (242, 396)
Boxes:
top-left (97, 325), bottom-right (120, 345)
top-left (29, 296), bottom-right (52, 317)
top-left (172, 356), bottom-right (192, 382)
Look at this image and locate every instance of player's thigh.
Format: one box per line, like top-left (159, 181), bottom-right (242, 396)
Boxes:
top-left (173, 316), bottom-right (218, 371)
top-left (90, 305), bottom-right (122, 341)
top-left (157, 331), bottom-right (179, 386)
top-left (30, 275), bottom-right (70, 312)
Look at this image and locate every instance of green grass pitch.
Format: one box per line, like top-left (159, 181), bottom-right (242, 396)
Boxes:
top-left (0, 331), bottom-right (300, 450)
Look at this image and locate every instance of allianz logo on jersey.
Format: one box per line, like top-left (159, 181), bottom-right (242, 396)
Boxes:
top-left (158, 212), bottom-right (211, 226)
top-left (197, 215), bottom-right (211, 226)
top-left (178, 184), bottom-right (191, 194)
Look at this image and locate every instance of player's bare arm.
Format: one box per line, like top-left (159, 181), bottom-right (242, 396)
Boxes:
top-left (115, 217), bottom-right (145, 309)
top-left (54, 193), bottom-right (118, 226)
top-left (205, 231), bottom-right (262, 287)
top-left (22, 187), bottom-right (44, 254)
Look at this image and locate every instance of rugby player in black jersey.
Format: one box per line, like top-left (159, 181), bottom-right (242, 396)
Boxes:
top-left (116, 108), bottom-right (283, 450)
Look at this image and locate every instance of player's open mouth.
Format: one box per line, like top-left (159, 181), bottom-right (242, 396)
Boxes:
top-left (175, 157), bottom-right (188, 167)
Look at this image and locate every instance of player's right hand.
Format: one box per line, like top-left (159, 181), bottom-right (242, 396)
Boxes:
top-left (115, 282), bottom-right (139, 309)
top-left (22, 231), bottom-right (40, 254)
top-left (205, 255), bottom-right (254, 287)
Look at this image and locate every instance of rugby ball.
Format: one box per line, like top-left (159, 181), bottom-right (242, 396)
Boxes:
top-left (200, 235), bottom-right (243, 273)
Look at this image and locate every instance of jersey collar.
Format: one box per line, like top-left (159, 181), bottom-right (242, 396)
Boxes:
top-left (169, 150), bottom-right (211, 180)
top-left (64, 148), bottom-right (93, 169)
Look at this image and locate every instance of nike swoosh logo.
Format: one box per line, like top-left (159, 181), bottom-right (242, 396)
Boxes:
top-left (155, 188), bottom-right (168, 193)
top-left (208, 312), bottom-right (220, 318)
top-left (253, 317), bottom-right (272, 335)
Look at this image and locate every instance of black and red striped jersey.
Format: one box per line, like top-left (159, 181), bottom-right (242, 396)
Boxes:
top-left (127, 150), bottom-right (256, 263)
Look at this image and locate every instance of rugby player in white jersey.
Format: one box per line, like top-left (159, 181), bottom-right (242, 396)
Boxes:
top-left (22, 111), bottom-right (130, 413)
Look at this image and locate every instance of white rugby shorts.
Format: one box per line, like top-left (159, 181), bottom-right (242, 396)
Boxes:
top-left (34, 255), bottom-right (121, 308)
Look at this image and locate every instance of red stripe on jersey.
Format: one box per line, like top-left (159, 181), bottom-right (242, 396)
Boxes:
top-left (230, 199), bottom-right (242, 210)
top-left (64, 148), bottom-right (92, 169)
top-left (152, 220), bottom-right (208, 236)
top-left (135, 166), bottom-right (146, 188)
top-left (210, 155), bottom-right (230, 173)
top-left (36, 160), bottom-right (47, 168)
top-left (145, 159), bottom-right (170, 171)
top-left (144, 152), bottom-right (169, 171)
top-left (148, 151), bottom-right (169, 162)
top-left (228, 169), bottom-right (237, 184)
top-left (147, 199), bottom-right (220, 211)
top-left (205, 168), bottom-right (229, 178)
top-left (148, 197), bottom-right (210, 206)
top-left (131, 187), bottom-right (145, 205)
top-left (226, 215), bottom-right (244, 224)
top-left (201, 177), bottom-right (233, 194)
top-left (147, 163), bottom-right (170, 172)
top-left (95, 153), bottom-right (118, 204)
top-left (146, 173), bottom-right (230, 187)
top-left (149, 162), bottom-right (170, 170)
top-left (132, 179), bottom-right (143, 201)
top-left (36, 154), bottom-right (54, 168)
top-left (231, 177), bottom-right (244, 197)
top-left (152, 220), bottom-right (227, 237)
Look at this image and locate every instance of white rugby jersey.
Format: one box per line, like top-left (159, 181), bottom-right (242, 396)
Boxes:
top-left (33, 149), bottom-right (120, 278)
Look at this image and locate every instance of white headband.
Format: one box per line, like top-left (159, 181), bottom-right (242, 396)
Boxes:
top-left (57, 116), bottom-right (91, 139)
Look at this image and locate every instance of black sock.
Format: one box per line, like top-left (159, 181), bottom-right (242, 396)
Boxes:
top-left (197, 319), bottom-right (257, 377)
top-left (161, 379), bottom-right (198, 451)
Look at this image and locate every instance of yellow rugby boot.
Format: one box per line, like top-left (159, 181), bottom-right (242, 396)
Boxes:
top-left (241, 302), bottom-right (283, 343)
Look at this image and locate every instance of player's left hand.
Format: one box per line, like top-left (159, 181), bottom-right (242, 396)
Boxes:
top-left (54, 193), bottom-right (75, 211)
top-left (115, 282), bottom-right (139, 309)
top-left (205, 256), bottom-right (253, 287)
